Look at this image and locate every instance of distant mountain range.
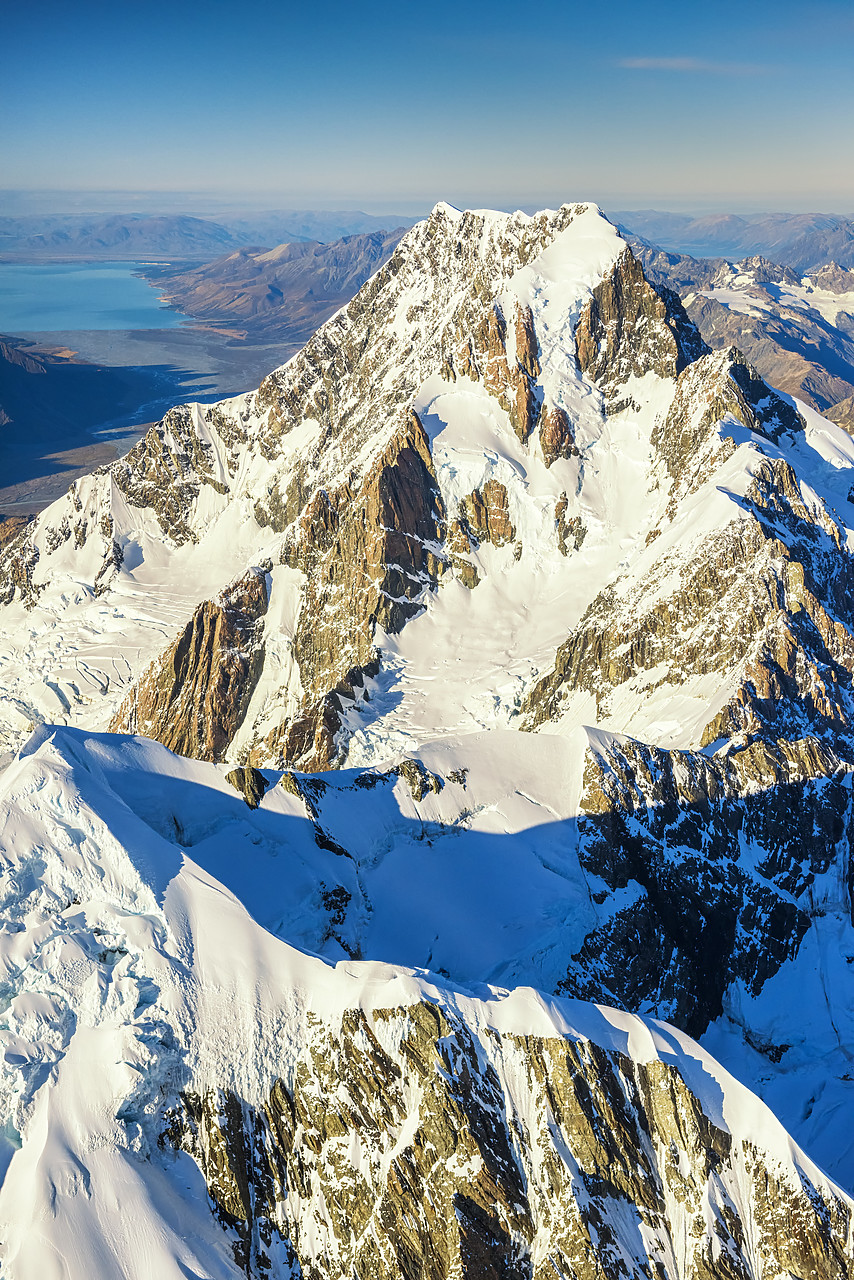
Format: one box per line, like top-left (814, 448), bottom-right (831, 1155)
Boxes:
top-left (146, 228), bottom-right (406, 342)
top-left (0, 210), bottom-right (420, 261)
top-left (220, 208), bottom-right (420, 244)
top-left (629, 241), bottom-right (854, 430)
top-left (612, 209), bottom-right (854, 271)
top-left (0, 214), bottom-right (254, 261)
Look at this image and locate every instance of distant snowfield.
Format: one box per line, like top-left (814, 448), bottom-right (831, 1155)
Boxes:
top-left (693, 277), bottom-right (854, 327)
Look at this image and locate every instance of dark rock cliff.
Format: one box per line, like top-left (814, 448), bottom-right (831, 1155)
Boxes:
top-left (111, 566), bottom-right (269, 761)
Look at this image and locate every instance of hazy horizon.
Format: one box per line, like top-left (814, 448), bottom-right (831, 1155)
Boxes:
top-left (4, 0), bottom-right (853, 215)
top-left (2, 190), bottom-right (853, 223)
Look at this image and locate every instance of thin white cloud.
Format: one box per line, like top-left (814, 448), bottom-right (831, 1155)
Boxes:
top-left (618, 56), bottom-right (769, 75)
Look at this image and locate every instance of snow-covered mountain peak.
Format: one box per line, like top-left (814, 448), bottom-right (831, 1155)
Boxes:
top-left (0, 202), bottom-right (629, 765)
top-left (2, 196), bottom-right (851, 784)
top-left (4, 200), bottom-right (854, 1270)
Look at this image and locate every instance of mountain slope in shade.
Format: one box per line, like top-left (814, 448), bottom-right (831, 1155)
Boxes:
top-left (0, 334), bottom-right (176, 502)
top-left (0, 725), bottom-right (851, 1280)
top-left (3, 201), bottom-right (854, 1217)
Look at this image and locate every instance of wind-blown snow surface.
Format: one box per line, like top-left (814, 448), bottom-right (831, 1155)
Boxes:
top-left (2, 724), bottom-right (853, 1210)
top-left (690, 272), bottom-right (854, 328)
top-left (0, 726), bottom-right (850, 1279)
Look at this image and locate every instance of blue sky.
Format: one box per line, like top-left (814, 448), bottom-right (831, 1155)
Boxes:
top-left (3, 0), bottom-right (853, 213)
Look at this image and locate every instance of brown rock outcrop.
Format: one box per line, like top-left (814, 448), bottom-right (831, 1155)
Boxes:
top-left (110, 566), bottom-right (269, 762)
top-left (450, 299), bottom-right (542, 442)
top-left (514, 301), bottom-right (540, 378)
top-left (462, 479), bottom-right (515, 547)
top-left (266, 410), bottom-right (445, 769)
top-left (538, 403), bottom-right (577, 466)
top-left (555, 493), bottom-right (586, 555)
top-left (0, 515), bottom-right (32, 549)
top-left (576, 246), bottom-right (706, 413)
top-left (393, 757), bottom-right (443, 801)
top-left (164, 998), bottom-right (854, 1279)
top-left (526, 355), bottom-right (825, 751)
top-left (112, 404), bottom-right (230, 545)
top-left (225, 765), bottom-right (270, 809)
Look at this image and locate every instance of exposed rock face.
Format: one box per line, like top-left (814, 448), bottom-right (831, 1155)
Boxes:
top-left (444, 480), bottom-right (518, 587)
top-left (111, 567), bottom-right (269, 761)
top-left (649, 347), bottom-right (802, 497)
top-left (165, 998), bottom-right (854, 1279)
top-left (264, 659), bottom-right (378, 775)
top-left (810, 263), bottom-right (854, 293)
top-left (555, 493), bottom-right (586, 555)
top-left (266, 409), bottom-right (445, 769)
top-left (566, 733), bottom-right (851, 1036)
top-left (393, 756), bottom-right (443, 801)
top-left (539, 403), bottom-right (577, 465)
top-left (282, 410), bottom-right (444, 653)
top-left (225, 766), bottom-right (270, 809)
top-left (111, 403), bottom-right (232, 545)
top-left (523, 350), bottom-right (820, 745)
top-left (451, 298), bottom-right (543, 444)
top-left (461, 479), bottom-right (515, 547)
top-left (0, 525), bottom-right (40, 608)
top-left (575, 248), bottom-right (706, 412)
top-left (0, 515), bottom-right (32, 550)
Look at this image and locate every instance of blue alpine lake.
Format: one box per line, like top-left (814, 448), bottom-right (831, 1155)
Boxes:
top-left (0, 261), bottom-right (184, 332)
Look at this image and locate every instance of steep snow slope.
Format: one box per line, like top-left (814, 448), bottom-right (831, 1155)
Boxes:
top-left (3, 723), bottom-right (853, 1201)
top-left (0, 726), bottom-right (851, 1279)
